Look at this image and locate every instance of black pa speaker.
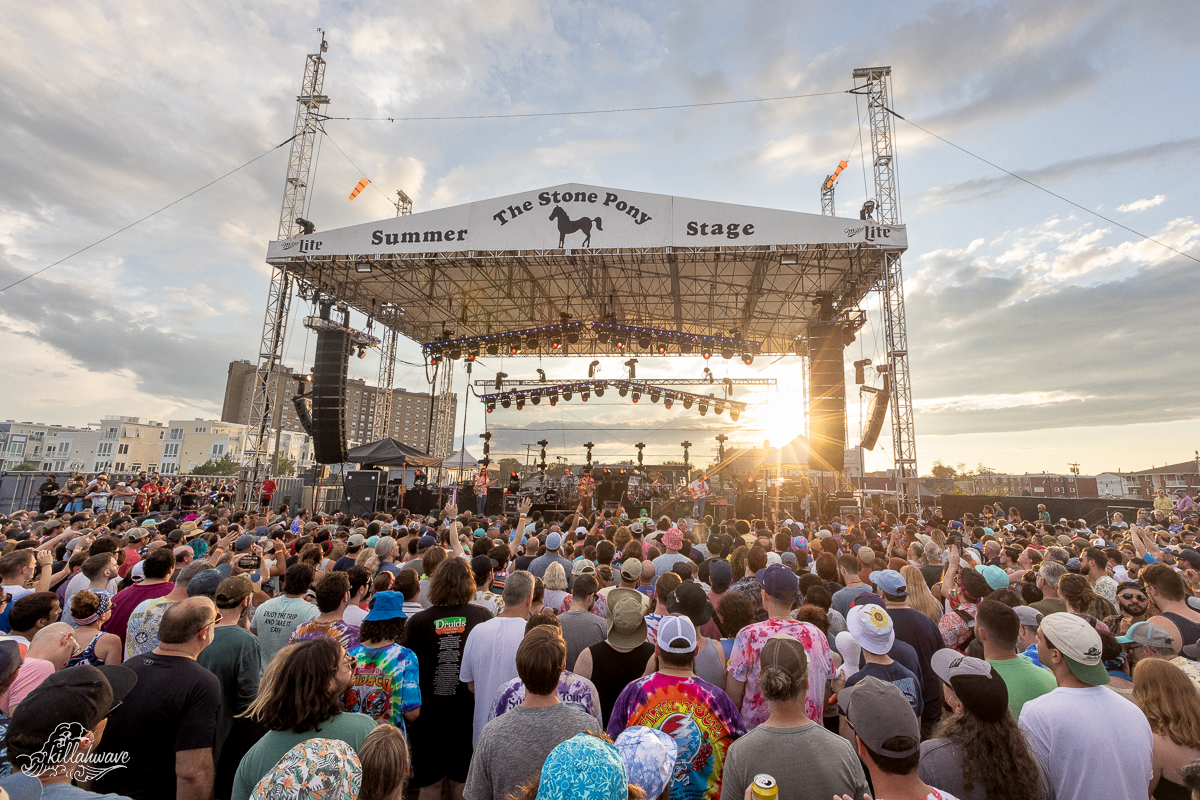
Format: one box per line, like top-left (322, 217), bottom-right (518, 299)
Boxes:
top-left (807, 321), bottom-right (846, 472)
top-left (311, 330), bottom-right (350, 464)
top-left (344, 469), bottom-right (381, 517)
top-left (292, 394), bottom-right (315, 438)
top-left (860, 374), bottom-right (891, 451)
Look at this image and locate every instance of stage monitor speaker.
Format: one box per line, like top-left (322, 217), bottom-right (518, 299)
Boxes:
top-left (503, 494), bottom-right (518, 515)
top-left (312, 329), bottom-right (351, 464)
top-left (860, 375), bottom-right (891, 451)
top-left (807, 321), bottom-right (846, 472)
top-left (486, 486), bottom-right (505, 515)
top-left (344, 470), bottom-right (381, 517)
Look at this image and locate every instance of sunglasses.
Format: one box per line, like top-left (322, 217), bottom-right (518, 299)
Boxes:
top-left (1119, 593), bottom-right (1147, 602)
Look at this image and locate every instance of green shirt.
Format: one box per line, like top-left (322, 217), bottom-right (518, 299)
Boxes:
top-left (230, 711), bottom-right (376, 800)
top-left (196, 625), bottom-right (261, 763)
top-left (987, 655), bottom-right (1057, 719)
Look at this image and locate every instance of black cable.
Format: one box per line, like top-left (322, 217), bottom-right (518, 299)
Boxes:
top-left (0, 134), bottom-right (300, 294)
top-left (336, 89), bottom-right (849, 123)
top-left (891, 110), bottom-right (1200, 265)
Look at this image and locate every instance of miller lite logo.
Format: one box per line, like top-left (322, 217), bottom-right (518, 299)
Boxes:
top-left (844, 225), bottom-right (892, 242)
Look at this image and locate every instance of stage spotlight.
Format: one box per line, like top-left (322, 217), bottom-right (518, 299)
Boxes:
top-left (681, 340), bottom-right (694, 354)
top-left (618, 385), bottom-right (628, 398)
top-left (566, 331), bottom-right (579, 344)
top-left (656, 342), bottom-right (667, 355)
top-left (650, 390), bottom-right (660, 403)
top-left (721, 347), bottom-right (734, 360)
top-left (715, 402), bottom-right (724, 415)
top-left (581, 390), bottom-right (590, 401)
top-left (357, 347), bottom-right (367, 359)
top-left (501, 397), bottom-right (511, 409)
top-left (537, 369), bottom-right (546, 381)
top-left (664, 397), bottom-right (673, 409)
top-left (509, 341), bottom-right (521, 354)
top-left (614, 337), bottom-right (625, 350)
top-left (516, 398), bottom-right (525, 410)
top-left (730, 409), bottom-right (740, 421)
top-left (355, 262), bottom-right (372, 274)
top-left (486, 343), bottom-right (499, 355)
top-left (683, 397), bottom-right (693, 410)
top-left (550, 337), bottom-right (561, 350)
top-left (550, 396), bottom-right (558, 406)
top-left (595, 386), bottom-right (605, 398)
top-left (701, 347), bottom-right (712, 360)
top-left (637, 334), bottom-right (651, 349)
top-left (563, 390), bottom-right (573, 401)
top-left (741, 353), bottom-right (753, 365)
top-left (532, 396), bottom-right (541, 405)
top-left (429, 351), bottom-right (443, 365)
top-left (527, 333), bottom-right (541, 348)
top-left (698, 402), bottom-right (708, 416)
top-left (631, 391), bottom-right (640, 403)
top-left (486, 401), bottom-right (496, 413)
top-left (448, 347), bottom-right (462, 360)
top-left (597, 332), bottom-right (609, 344)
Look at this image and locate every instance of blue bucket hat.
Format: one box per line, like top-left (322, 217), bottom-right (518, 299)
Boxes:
top-left (364, 591), bottom-right (407, 622)
top-left (614, 726), bottom-right (677, 799)
top-left (536, 734), bottom-right (627, 800)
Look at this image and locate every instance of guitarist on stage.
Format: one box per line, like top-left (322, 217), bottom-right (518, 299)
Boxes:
top-left (689, 472), bottom-right (710, 520)
top-left (577, 467), bottom-right (596, 513)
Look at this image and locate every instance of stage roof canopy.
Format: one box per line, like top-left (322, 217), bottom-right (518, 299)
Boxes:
top-left (267, 183), bottom-right (906, 356)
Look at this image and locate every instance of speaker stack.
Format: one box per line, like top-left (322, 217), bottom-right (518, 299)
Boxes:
top-left (860, 374), bottom-right (891, 451)
top-left (807, 322), bottom-right (847, 472)
top-left (344, 469), bottom-right (381, 517)
top-left (311, 330), bottom-right (351, 464)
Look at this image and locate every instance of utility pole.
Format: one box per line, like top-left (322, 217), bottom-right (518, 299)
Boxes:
top-left (1068, 462), bottom-right (1081, 476)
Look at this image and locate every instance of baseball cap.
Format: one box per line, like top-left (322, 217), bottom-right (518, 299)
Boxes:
top-left (838, 676), bottom-right (920, 757)
top-left (606, 588), bottom-right (648, 649)
top-left (546, 532), bottom-right (563, 551)
top-left (708, 559), bottom-right (733, 586)
top-left (575, 526), bottom-right (588, 537)
top-left (869, 569), bottom-right (908, 597)
top-left (1014, 606), bottom-right (1043, 628)
top-left (620, 558), bottom-right (643, 581)
top-left (614, 726), bottom-right (677, 800)
top-left (760, 632), bottom-right (809, 680)
top-left (347, 533), bottom-right (365, 547)
top-left (847, 604), bottom-right (895, 655)
top-left (977, 565), bottom-right (1010, 591)
top-left (537, 734), bottom-right (628, 800)
top-left (629, 521), bottom-right (644, 535)
top-left (234, 534), bottom-right (255, 551)
top-left (130, 562), bottom-right (146, 582)
top-left (471, 555), bottom-right (499, 575)
top-left (1116, 620), bottom-right (1175, 649)
top-left (665, 581), bottom-right (714, 626)
top-left (187, 568), bottom-right (224, 598)
top-left (417, 534), bottom-right (437, 548)
top-left (364, 591), bottom-right (407, 622)
top-left (572, 559), bottom-right (597, 576)
top-left (9, 664), bottom-right (137, 752)
top-left (780, 551), bottom-right (798, 567)
top-left (756, 562), bottom-right (799, 602)
top-left (930, 649), bottom-right (1008, 722)
top-left (858, 546), bottom-right (876, 564)
top-left (765, 552), bottom-right (782, 566)
top-left (657, 615), bottom-right (698, 654)
top-left (1041, 612), bottom-right (1108, 685)
top-left (215, 575), bottom-right (255, 606)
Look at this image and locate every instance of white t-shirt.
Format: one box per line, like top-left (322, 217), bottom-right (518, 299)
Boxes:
top-left (342, 604), bottom-right (368, 627)
top-left (458, 616), bottom-right (526, 747)
top-left (251, 595), bottom-right (319, 666)
top-left (1019, 685), bottom-right (1152, 800)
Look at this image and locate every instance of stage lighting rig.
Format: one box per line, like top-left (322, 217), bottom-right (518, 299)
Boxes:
top-left (590, 321), bottom-right (759, 360)
top-left (303, 316), bottom-right (381, 350)
top-left (422, 321), bottom-right (584, 361)
top-left (475, 380), bottom-right (746, 419)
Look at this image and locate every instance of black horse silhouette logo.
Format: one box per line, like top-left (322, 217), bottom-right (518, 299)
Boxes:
top-left (549, 205), bottom-right (603, 248)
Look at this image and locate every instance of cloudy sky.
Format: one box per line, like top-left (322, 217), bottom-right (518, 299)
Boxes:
top-left (2, 1), bottom-right (1197, 476)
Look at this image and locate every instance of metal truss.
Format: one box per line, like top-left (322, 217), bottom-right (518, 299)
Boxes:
top-left (272, 241), bottom-right (899, 358)
top-left (371, 328), bottom-right (399, 442)
top-left (245, 36), bottom-right (329, 491)
top-left (854, 66), bottom-right (918, 512)
top-left (430, 361), bottom-right (455, 458)
top-left (475, 378), bottom-right (776, 388)
top-left (480, 380), bottom-right (747, 419)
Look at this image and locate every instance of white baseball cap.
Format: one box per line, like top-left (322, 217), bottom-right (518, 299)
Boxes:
top-left (657, 615), bottom-right (697, 654)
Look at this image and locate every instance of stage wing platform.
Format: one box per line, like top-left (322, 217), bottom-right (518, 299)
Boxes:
top-left (264, 183), bottom-right (907, 355)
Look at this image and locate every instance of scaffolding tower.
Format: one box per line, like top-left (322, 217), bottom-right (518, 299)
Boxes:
top-left (853, 66), bottom-right (919, 513)
top-left (245, 35), bottom-right (330, 493)
top-left (430, 363), bottom-right (455, 458)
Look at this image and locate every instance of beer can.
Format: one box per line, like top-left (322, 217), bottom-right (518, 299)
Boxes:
top-left (751, 774), bottom-right (778, 800)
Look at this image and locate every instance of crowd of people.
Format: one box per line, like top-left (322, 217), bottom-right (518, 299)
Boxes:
top-left (0, 487), bottom-right (1196, 800)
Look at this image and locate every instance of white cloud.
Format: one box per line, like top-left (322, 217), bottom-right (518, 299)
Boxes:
top-left (1117, 194), bottom-right (1166, 212)
top-left (916, 391), bottom-right (1087, 414)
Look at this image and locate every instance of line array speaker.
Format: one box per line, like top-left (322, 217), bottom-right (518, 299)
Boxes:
top-left (807, 321), bottom-right (846, 472)
top-left (311, 329), bottom-right (351, 464)
top-left (860, 375), bottom-right (891, 451)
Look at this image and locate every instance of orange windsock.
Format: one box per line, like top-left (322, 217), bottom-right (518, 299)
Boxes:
top-left (349, 178), bottom-right (369, 201)
top-left (824, 160), bottom-right (848, 190)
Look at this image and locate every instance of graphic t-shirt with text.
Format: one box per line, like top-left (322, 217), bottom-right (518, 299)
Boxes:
top-left (343, 642), bottom-right (422, 736)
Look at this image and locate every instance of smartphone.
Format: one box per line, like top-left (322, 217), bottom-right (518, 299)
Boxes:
top-left (238, 555), bottom-right (261, 570)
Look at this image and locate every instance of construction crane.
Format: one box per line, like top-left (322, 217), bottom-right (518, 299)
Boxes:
top-left (245, 33), bottom-right (330, 499)
top-left (852, 66), bottom-right (918, 513)
top-left (820, 160), bottom-right (848, 216)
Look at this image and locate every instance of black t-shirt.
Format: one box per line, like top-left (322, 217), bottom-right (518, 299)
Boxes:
top-left (514, 555), bottom-right (535, 572)
top-left (332, 555), bottom-right (357, 572)
top-left (919, 564), bottom-right (943, 588)
top-left (94, 653), bottom-right (221, 800)
top-left (887, 606), bottom-right (946, 723)
top-left (403, 603), bottom-right (491, 751)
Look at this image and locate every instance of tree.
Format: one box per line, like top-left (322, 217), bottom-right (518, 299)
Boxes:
top-left (928, 460), bottom-right (957, 480)
top-left (190, 455), bottom-right (241, 476)
top-left (10, 462), bottom-right (39, 471)
top-left (275, 456), bottom-right (296, 477)
top-left (496, 458), bottom-right (522, 476)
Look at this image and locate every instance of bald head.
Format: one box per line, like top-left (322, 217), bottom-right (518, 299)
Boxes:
top-left (28, 622), bottom-right (78, 670)
top-left (640, 561), bottom-right (656, 586)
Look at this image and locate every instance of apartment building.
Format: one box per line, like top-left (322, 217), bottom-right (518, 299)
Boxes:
top-left (971, 472), bottom-right (1100, 498)
top-left (0, 422), bottom-right (101, 472)
top-left (221, 359), bottom-right (454, 454)
top-left (94, 417), bottom-right (168, 474)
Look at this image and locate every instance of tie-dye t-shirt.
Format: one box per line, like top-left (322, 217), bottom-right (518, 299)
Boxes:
top-left (289, 619), bottom-right (361, 651)
top-left (489, 670), bottom-right (603, 725)
top-left (343, 643), bottom-right (421, 736)
top-left (726, 618), bottom-right (833, 728)
top-left (606, 673), bottom-right (746, 800)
